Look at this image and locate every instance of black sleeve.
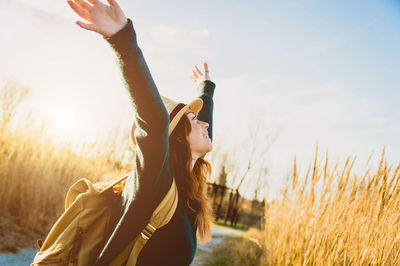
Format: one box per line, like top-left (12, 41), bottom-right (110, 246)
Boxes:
top-left (196, 80), bottom-right (216, 141)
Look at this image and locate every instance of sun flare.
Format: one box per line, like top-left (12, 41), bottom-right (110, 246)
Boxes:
top-left (49, 109), bottom-right (76, 139)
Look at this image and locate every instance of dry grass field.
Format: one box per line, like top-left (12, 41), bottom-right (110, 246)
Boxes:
top-left (0, 121), bottom-right (124, 251)
top-left (263, 146), bottom-right (400, 265)
top-left (0, 82), bottom-right (126, 255)
top-left (0, 81), bottom-right (131, 252)
top-left (206, 147), bottom-right (400, 265)
top-left (2, 83), bottom-right (399, 264)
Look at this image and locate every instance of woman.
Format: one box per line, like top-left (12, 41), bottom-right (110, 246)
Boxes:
top-left (66, 0), bottom-right (216, 265)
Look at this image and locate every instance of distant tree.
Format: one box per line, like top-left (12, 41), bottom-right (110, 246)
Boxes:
top-left (253, 165), bottom-right (269, 202)
top-left (212, 117), bottom-right (277, 195)
top-left (217, 153), bottom-right (228, 186)
top-left (234, 118), bottom-right (277, 194)
top-left (213, 117), bottom-right (278, 226)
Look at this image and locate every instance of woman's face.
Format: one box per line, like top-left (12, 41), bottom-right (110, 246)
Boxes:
top-left (185, 109), bottom-right (212, 157)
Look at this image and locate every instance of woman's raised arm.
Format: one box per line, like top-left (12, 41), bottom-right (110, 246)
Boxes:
top-left (66, 0), bottom-right (169, 131)
top-left (67, 1), bottom-right (171, 264)
top-left (191, 62), bottom-right (216, 141)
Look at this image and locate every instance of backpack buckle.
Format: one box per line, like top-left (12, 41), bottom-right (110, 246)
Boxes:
top-left (140, 223), bottom-right (156, 240)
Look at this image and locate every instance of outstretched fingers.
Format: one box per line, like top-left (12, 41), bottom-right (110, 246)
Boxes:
top-left (192, 62), bottom-right (211, 82)
top-left (67, 0), bottom-right (91, 21)
top-left (203, 62), bottom-right (210, 80)
top-left (191, 69), bottom-right (198, 82)
top-left (203, 62), bottom-right (208, 72)
top-left (87, 0), bottom-right (100, 5)
top-left (106, 0), bottom-right (118, 6)
top-left (76, 21), bottom-right (97, 32)
top-left (194, 65), bottom-right (203, 76)
top-left (192, 69), bottom-right (199, 78)
top-left (67, 0), bottom-right (126, 37)
top-left (74, 0), bottom-right (92, 11)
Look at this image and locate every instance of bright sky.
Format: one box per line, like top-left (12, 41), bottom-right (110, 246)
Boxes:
top-left (1, 0), bottom-right (399, 200)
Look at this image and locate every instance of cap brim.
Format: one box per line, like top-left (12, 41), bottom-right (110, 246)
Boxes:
top-left (168, 98), bottom-right (203, 135)
top-left (129, 98), bottom-right (203, 150)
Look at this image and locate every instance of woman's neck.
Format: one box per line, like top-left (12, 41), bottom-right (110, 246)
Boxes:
top-left (190, 157), bottom-right (198, 172)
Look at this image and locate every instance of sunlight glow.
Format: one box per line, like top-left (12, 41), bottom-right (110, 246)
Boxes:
top-left (48, 109), bottom-right (77, 140)
top-left (53, 111), bottom-right (74, 133)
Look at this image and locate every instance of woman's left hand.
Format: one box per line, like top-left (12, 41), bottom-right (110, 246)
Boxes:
top-left (191, 62), bottom-right (210, 84)
top-left (66, 0), bottom-right (127, 38)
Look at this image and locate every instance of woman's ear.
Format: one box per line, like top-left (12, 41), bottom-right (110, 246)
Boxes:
top-left (177, 137), bottom-right (184, 143)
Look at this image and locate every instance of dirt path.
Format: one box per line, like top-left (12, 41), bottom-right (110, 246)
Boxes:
top-left (0, 224), bottom-right (246, 265)
top-left (192, 224), bottom-right (246, 265)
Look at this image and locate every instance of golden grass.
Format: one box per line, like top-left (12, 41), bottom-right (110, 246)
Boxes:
top-left (0, 121), bottom-right (122, 244)
top-left (0, 81), bottom-right (131, 251)
top-left (1, 83), bottom-right (399, 263)
top-left (264, 146), bottom-right (400, 265)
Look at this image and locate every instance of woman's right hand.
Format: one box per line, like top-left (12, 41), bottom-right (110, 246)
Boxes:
top-left (66, 0), bottom-right (127, 38)
top-left (191, 62), bottom-right (210, 84)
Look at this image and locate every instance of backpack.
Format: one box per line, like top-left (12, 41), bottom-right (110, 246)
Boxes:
top-left (31, 174), bottom-right (178, 266)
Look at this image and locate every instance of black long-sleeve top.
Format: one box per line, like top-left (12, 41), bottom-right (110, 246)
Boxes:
top-left (95, 19), bottom-right (215, 266)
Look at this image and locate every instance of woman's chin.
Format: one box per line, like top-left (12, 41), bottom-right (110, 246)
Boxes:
top-left (205, 143), bottom-right (213, 153)
top-left (199, 146), bottom-right (213, 157)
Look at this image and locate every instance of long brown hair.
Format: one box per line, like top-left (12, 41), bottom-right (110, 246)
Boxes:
top-left (169, 113), bottom-right (213, 243)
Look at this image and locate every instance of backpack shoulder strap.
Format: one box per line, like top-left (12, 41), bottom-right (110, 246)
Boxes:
top-left (99, 173), bottom-right (130, 194)
top-left (110, 178), bottom-right (178, 266)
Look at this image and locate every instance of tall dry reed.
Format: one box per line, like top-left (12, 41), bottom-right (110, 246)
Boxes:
top-left (264, 145), bottom-right (400, 265)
